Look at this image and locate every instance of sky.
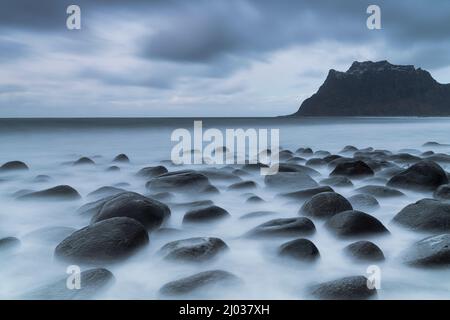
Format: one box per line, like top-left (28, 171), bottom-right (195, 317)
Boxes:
top-left (1, 0), bottom-right (450, 117)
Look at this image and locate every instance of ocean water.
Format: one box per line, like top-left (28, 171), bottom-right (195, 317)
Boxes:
top-left (0, 117), bottom-right (450, 299)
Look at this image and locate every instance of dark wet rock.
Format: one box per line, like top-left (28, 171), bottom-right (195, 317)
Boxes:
top-left (198, 169), bottom-right (242, 182)
top-left (90, 192), bottom-right (170, 230)
top-left (402, 234), bottom-right (450, 267)
top-left (276, 164), bottom-right (320, 176)
top-left (158, 237), bottom-right (228, 262)
top-left (398, 148), bottom-right (422, 155)
top-left (0, 237), bottom-right (21, 252)
top-left (355, 185), bottom-right (405, 198)
top-left (323, 155), bottom-right (343, 163)
top-left (422, 151), bottom-right (435, 157)
top-left (239, 211), bottom-right (277, 220)
top-left (314, 150), bottom-right (331, 157)
top-left (228, 180), bottom-right (257, 190)
top-left (146, 170), bottom-right (212, 193)
top-left (0, 161), bottom-right (28, 172)
top-left (278, 150), bottom-right (295, 161)
top-left (423, 141), bottom-right (450, 147)
top-left (22, 268), bottom-right (114, 300)
top-left (388, 153), bottom-right (422, 164)
top-left (246, 195), bottom-right (264, 203)
top-left (232, 169), bottom-right (251, 177)
top-left (87, 186), bottom-right (126, 199)
top-left (264, 172), bottom-right (318, 190)
top-left (426, 153), bottom-right (450, 164)
top-left (73, 157), bottom-right (95, 166)
top-left (54, 217), bottom-right (149, 265)
top-left (33, 175), bottom-right (51, 183)
top-left (136, 166), bottom-right (168, 178)
top-left (377, 166), bottom-right (404, 179)
top-left (325, 210), bottom-right (389, 237)
top-left (159, 270), bottom-right (241, 297)
top-left (309, 276), bottom-right (376, 300)
top-left (245, 217), bottom-right (315, 238)
top-left (348, 194), bottom-right (380, 212)
top-left (363, 177), bottom-right (388, 185)
top-left (113, 154), bottom-right (130, 163)
top-left (434, 184), bottom-right (450, 200)
top-left (171, 200), bottom-right (214, 210)
top-left (12, 189), bottom-right (34, 198)
top-left (327, 157), bottom-right (353, 169)
top-left (330, 160), bottom-right (374, 178)
top-left (306, 158), bottom-right (327, 167)
top-left (340, 146), bottom-right (358, 154)
top-left (279, 186), bottom-right (334, 201)
top-left (296, 147), bottom-right (313, 156)
top-left (106, 165), bottom-right (120, 172)
top-left (393, 199), bottom-right (450, 232)
top-left (388, 161), bottom-right (448, 191)
top-left (344, 241), bottom-right (385, 262)
top-left (320, 176), bottom-right (353, 187)
top-left (241, 163), bottom-right (269, 173)
top-left (201, 185), bottom-right (220, 194)
top-left (23, 226), bottom-right (76, 244)
top-left (278, 238), bottom-right (320, 262)
top-left (149, 192), bottom-right (174, 201)
top-left (300, 192), bottom-right (352, 219)
top-left (17, 185), bottom-right (81, 201)
top-left (286, 156), bottom-right (306, 164)
top-left (183, 205), bottom-right (230, 224)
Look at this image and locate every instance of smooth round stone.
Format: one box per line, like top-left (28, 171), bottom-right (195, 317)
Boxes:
top-left (434, 184), bottom-right (450, 200)
top-left (17, 185), bottom-right (81, 201)
top-left (278, 238), bottom-right (320, 262)
top-left (227, 181), bottom-right (257, 190)
top-left (309, 276), bottom-right (377, 300)
top-left (355, 185), bottom-right (404, 198)
top-left (348, 194), bottom-right (380, 212)
top-left (330, 160), bottom-right (374, 178)
top-left (113, 154), bottom-right (130, 163)
top-left (388, 161), bottom-right (448, 191)
top-left (344, 241), bottom-right (385, 262)
top-left (0, 161), bottom-right (28, 172)
top-left (245, 217), bottom-right (316, 238)
top-left (158, 237), bottom-right (228, 262)
top-left (325, 210), bottom-right (389, 237)
top-left (300, 192), bottom-right (353, 219)
top-left (73, 157), bottom-right (95, 166)
top-left (402, 234), bottom-right (450, 267)
top-left (182, 205), bottom-right (230, 224)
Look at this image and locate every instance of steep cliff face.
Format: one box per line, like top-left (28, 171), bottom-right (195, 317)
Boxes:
top-left (293, 60), bottom-right (450, 116)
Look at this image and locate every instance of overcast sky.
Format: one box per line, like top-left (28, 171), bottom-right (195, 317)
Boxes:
top-left (1, 0), bottom-right (450, 117)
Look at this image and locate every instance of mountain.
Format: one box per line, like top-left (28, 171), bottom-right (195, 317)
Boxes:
top-left (292, 60), bottom-right (450, 117)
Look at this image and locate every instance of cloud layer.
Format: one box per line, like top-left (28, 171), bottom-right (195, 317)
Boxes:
top-left (1, 0), bottom-right (449, 116)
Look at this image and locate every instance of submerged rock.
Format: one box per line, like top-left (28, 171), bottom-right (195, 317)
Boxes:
top-left (264, 172), bottom-right (318, 190)
top-left (146, 170), bottom-right (212, 193)
top-left (300, 192), bottom-right (353, 219)
top-left (279, 186), bottom-right (334, 201)
top-left (278, 238), bottom-right (320, 262)
top-left (246, 195), bottom-right (265, 203)
top-left (309, 276), bottom-right (376, 300)
top-left (239, 211), bottom-right (277, 220)
top-left (325, 210), bottom-right (389, 237)
top-left (17, 185), bottom-right (81, 201)
top-left (22, 268), bottom-right (114, 300)
top-left (33, 175), bottom-right (51, 183)
top-left (355, 185), bottom-right (404, 198)
top-left (320, 176), bottom-right (353, 187)
top-left (0, 237), bottom-right (21, 252)
top-left (87, 186), bottom-right (126, 199)
top-left (344, 241), bottom-right (385, 262)
top-left (387, 161), bottom-right (448, 191)
top-left (54, 217), bottom-right (149, 265)
top-left (183, 205), bottom-right (230, 224)
top-left (402, 234), bottom-right (450, 267)
top-left (0, 161), bottom-right (28, 172)
top-left (348, 194), bottom-right (380, 212)
top-left (276, 164), bottom-right (320, 177)
top-left (159, 270), bottom-right (241, 297)
top-left (305, 158), bottom-right (327, 168)
top-left (227, 180), bottom-right (257, 190)
top-left (73, 157), bottom-right (95, 166)
top-left (90, 192), bottom-right (170, 230)
top-left (393, 199), bottom-right (450, 232)
top-left (113, 154), bottom-right (130, 163)
top-left (434, 184), bottom-right (450, 200)
top-left (106, 166), bottom-right (120, 172)
top-left (158, 237), bottom-right (228, 262)
top-left (136, 166), bottom-right (168, 178)
top-left (245, 217), bottom-right (315, 238)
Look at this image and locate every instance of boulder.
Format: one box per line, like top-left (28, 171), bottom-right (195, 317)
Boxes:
top-left (325, 210), bottom-right (389, 237)
top-left (245, 217), bottom-right (315, 238)
top-left (87, 186), bottom-right (126, 199)
top-left (17, 185), bottom-right (81, 201)
top-left (113, 154), bottom-right (130, 163)
top-left (183, 205), bottom-right (230, 224)
top-left (227, 181), bottom-right (257, 190)
top-left (159, 270), bottom-right (241, 297)
top-left (54, 217), bottom-right (149, 265)
top-left (330, 160), bottom-right (374, 178)
top-left (279, 186), bottom-right (334, 201)
top-left (158, 237), bottom-right (228, 262)
top-left (264, 172), bottom-right (318, 190)
top-left (392, 199), bottom-right (450, 232)
top-left (300, 192), bottom-right (352, 218)
top-left (355, 185), bottom-right (404, 198)
top-left (305, 158), bottom-right (327, 168)
top-left (90, 192), bottom-right (170, 230)
top-left (239, 211), bottom-right (277, 220)
top-left (344, 241), bottom-right (385, 262)
top-left (348, 194), bottom-right (380, 212)
top-left (246, 195), bottom-right (264, 203)
top-left (0, 237), bottom-right (21, 252)
top-left (22, 268), bottom-right (114, 300)
top-left (136, 166), bottom-right (168, 178)
top-left (309, 276), bottom-right (376, 300)
top-left (73, 157), bottom-right (95, 166)
top-left (0, 161), bottom-right (28, 172)
top-left (434, 184), bottom-right (450, 200)
top-left (276, 164), bottom-right (320, 176)
top-left (278, 238), bottom-right (320, 262)
top-left (146, 170), bottom-right (212, 193)
top-left (402, 234), bottom-right (450, 267)
top-left (387, 161), bottom-right (448, 191)
top-left (320, 176), bottom-right (353, 187)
